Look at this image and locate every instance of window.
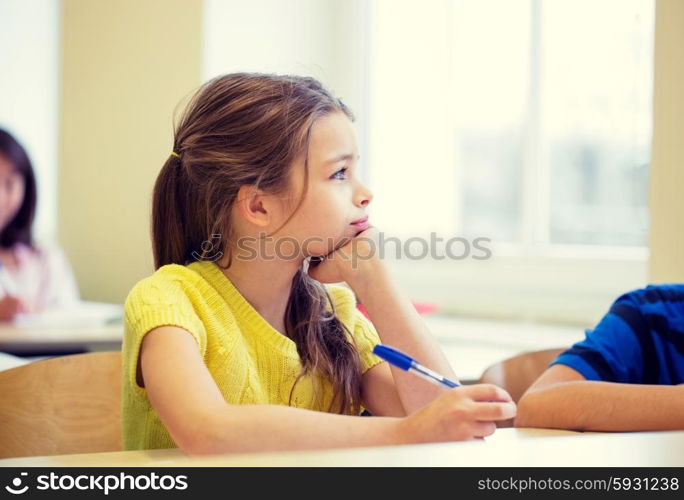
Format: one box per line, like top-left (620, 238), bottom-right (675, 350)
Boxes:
top-left (366, 0), bottom-right (654, 323)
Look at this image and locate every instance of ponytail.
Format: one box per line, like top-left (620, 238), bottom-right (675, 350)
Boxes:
top-left (151, 153), bottom-right (215, 269)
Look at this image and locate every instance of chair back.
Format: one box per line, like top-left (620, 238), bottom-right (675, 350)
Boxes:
top-left (0, 351), bottom-right (122, 458)
top-left (478, 347), bottom-right (565, 427)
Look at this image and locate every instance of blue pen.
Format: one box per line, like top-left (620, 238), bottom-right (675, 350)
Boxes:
top-left (373, 344), bottom-right (460, 388)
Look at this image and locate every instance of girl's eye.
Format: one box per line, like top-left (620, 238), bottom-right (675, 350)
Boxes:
top-left (330, 167), bottom-right (348, 180)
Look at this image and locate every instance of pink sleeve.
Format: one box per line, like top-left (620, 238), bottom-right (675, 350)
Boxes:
top-left (37, 246), bottom-right (80, 308)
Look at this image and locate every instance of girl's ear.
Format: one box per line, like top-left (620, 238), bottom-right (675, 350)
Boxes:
top-left (235, 185), bottom-right (272, 228)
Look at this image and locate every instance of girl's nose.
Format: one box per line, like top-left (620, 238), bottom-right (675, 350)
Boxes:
top-left (355, 183), bottom-right (373, 207)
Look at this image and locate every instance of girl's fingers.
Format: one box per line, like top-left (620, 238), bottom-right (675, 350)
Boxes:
top-left (470, 421), bottom-right (497, 438)
top-left (472, 401), bottom-right (517, 421)
top-left (460, 384), bottom-right (513, 402)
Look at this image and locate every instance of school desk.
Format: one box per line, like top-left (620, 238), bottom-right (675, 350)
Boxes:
top-left (0, 324), bottom-right (122, 356)
top-left (1, 428), bottom-right (682, 467)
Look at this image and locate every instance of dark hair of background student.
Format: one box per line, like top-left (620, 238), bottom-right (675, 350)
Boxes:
top-left (0, 128), bottom-right (37, 249)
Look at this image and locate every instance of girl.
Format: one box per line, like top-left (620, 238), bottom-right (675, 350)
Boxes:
top-left (0, 128), bottom-right (79, 321)
top-left (123, 73), bottom-right (515, 455)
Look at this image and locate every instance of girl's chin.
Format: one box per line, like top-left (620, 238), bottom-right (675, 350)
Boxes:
top-left (304, 236), bottom-right (350, 257)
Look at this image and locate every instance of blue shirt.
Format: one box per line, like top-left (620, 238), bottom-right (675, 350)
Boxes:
top-left (552, 284), bottom-right (684, 385)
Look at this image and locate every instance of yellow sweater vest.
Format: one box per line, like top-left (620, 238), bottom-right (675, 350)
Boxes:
top-left (121, 261), bottom-right (382, 450)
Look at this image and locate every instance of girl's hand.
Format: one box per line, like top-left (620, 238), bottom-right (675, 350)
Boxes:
top-left (0, 295), bottom-right (28, 322)
top-left (396, 384), bottom-right (517, 443)
top-left (307, 226), bottom-right (381, 284)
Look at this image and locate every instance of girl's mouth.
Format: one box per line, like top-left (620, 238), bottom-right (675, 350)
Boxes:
top-left (350, 216), bottom-right (370, 231)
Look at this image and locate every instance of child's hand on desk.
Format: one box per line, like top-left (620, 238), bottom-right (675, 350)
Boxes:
top-left (307, 226), bottom-right (381, 284)
top-left (0, 295), bottom-right (28, 322)
top-left (398, 384), bottom-right (516, 442)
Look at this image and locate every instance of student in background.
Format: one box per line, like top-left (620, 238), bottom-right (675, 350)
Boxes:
top-left (516, 284), bottom-right (684, 431)
top-left (123, 73), bottom-right (516, 455)
top-left (0, 128), bottom-right (79, 321)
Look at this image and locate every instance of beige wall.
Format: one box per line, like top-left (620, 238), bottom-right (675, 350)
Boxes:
top-left (60, 0), bottom-right (202, 303)
top-left (649, 0), bottom-right (684, 282)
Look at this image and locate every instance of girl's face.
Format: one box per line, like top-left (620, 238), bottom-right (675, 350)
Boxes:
top-left (279, 111), bottom-right (373, 257)
top-left (0, 155), bottom-right (25, 233)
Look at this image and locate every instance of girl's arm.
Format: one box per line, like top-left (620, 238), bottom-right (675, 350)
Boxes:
top-left (348, 259), bottom-right (459, 413)
top-left (139, 325), bottom-right (515, 455)
top-left (360, 362), bottom-right (407, 417)
top-left (310, 227), bottom-right (460, 414)
top-left (515, 364), bottom-right (684, 431)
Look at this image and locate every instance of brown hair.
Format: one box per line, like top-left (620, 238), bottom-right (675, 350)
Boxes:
top-left (152, 73), bottom-right (363, 414)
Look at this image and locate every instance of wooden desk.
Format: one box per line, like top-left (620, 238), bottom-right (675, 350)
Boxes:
top-left (2, 428), bottom-right (683, 467)
top-left (0, 324), bottom-right (122, 356)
